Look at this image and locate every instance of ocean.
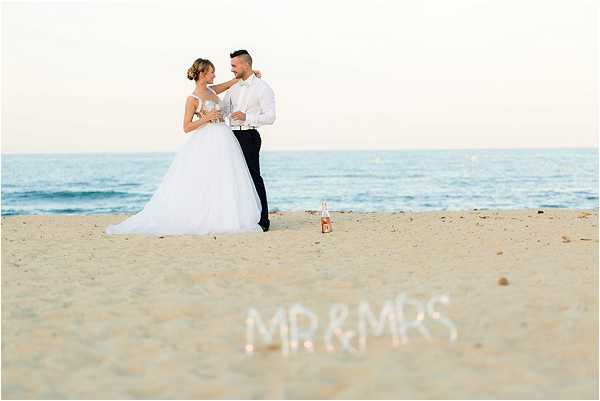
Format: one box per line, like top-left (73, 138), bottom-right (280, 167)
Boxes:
top-left (1, 149), bottom-right (598, 216)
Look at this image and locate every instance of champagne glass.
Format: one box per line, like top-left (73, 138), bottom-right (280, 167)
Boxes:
top-left (215, 103), bottom-right (223, 122)
top-left (228, 97), bottom-right (237, 126)
top-left (204, 100), bottom-right (217, 123)
top-left (203, 100), bottom-right (215, 112)
top-left (230, 97), bottom-right (243, 126)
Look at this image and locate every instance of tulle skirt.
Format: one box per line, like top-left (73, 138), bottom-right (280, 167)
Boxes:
top-left (105, 123), bottom-right (263, 236)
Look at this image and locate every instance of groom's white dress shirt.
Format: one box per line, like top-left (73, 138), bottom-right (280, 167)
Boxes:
top-left (222, 73), bottom-right (276, 129)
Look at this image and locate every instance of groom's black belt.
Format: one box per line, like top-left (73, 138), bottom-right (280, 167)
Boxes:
top-left (231, 125), bottom-right (257, 131)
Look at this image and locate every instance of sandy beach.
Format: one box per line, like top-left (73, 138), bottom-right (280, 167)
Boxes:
top-left (1, 209), bottom-right (598, 399)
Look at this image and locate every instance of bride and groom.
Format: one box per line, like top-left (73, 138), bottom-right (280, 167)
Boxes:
top-left (106, 50), bottom-right (275, 236)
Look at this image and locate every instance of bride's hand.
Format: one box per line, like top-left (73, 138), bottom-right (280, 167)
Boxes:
top-left (199, 111), bottom-right (221, 123)
top-left (253, 69), bottom-right (262, 78)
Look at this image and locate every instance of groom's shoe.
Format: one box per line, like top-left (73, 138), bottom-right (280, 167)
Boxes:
top-left (259, 222), bottom-right (270, 232)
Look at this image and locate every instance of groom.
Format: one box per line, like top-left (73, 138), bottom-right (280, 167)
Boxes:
top-left (223, 49), bottom-right (275, 232)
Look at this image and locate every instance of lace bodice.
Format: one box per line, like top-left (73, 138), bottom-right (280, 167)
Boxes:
top-left (190, 88), bottom-right (223, 117)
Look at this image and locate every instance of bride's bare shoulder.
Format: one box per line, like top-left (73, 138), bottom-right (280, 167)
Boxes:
top-left (186, 94), bottom-right (201, 104)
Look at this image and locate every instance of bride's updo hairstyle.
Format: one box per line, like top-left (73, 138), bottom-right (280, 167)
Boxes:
top-left (187, 58), bottom-right (215, 81)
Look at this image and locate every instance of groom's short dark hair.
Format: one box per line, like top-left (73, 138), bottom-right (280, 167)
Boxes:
top-left (230, 49), bottom-right (252, 66)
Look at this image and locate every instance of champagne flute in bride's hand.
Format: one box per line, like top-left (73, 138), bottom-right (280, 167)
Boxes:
top-left (203, 100), bottom-right (220, 123)
top-left (215, 103), bottom-right (223, 122)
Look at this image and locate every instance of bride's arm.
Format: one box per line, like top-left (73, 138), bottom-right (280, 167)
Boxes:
top-left (209, 78), bottom-right (238, 95)
top-left (183, 97), bottom-right (220, 133)
top-left (209, 70), bottom-right (262, 94)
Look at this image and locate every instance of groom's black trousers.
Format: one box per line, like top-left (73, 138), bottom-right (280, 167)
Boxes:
top-left (232, 129), bottom-right (270, 229)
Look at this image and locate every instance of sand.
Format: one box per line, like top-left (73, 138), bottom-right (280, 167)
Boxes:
top-left (1, 209), bottom-right (598, 399)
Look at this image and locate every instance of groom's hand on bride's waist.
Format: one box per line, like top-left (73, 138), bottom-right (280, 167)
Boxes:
top-left (230, 111), bottom-right (246, 121)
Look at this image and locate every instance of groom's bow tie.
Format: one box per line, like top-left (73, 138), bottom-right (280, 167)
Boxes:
top-left (239, 80), bottom-right (250, 88)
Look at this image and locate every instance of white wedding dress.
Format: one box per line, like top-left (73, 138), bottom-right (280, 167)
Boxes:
top-left (105, 90), bottom-right (263, 236)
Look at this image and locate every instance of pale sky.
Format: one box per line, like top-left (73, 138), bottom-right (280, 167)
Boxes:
top-left (1, 0), bottom-right (598, 153)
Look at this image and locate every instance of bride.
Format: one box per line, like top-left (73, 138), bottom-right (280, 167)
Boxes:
top-left (105, 58), bottom-right (263, 236)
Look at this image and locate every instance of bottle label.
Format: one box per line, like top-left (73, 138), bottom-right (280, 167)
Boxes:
top-left (321, 217), bottom-right (332, 233)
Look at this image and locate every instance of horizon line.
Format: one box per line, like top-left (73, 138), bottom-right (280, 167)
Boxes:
top-left (1, 146), bottom-right (598, 156)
